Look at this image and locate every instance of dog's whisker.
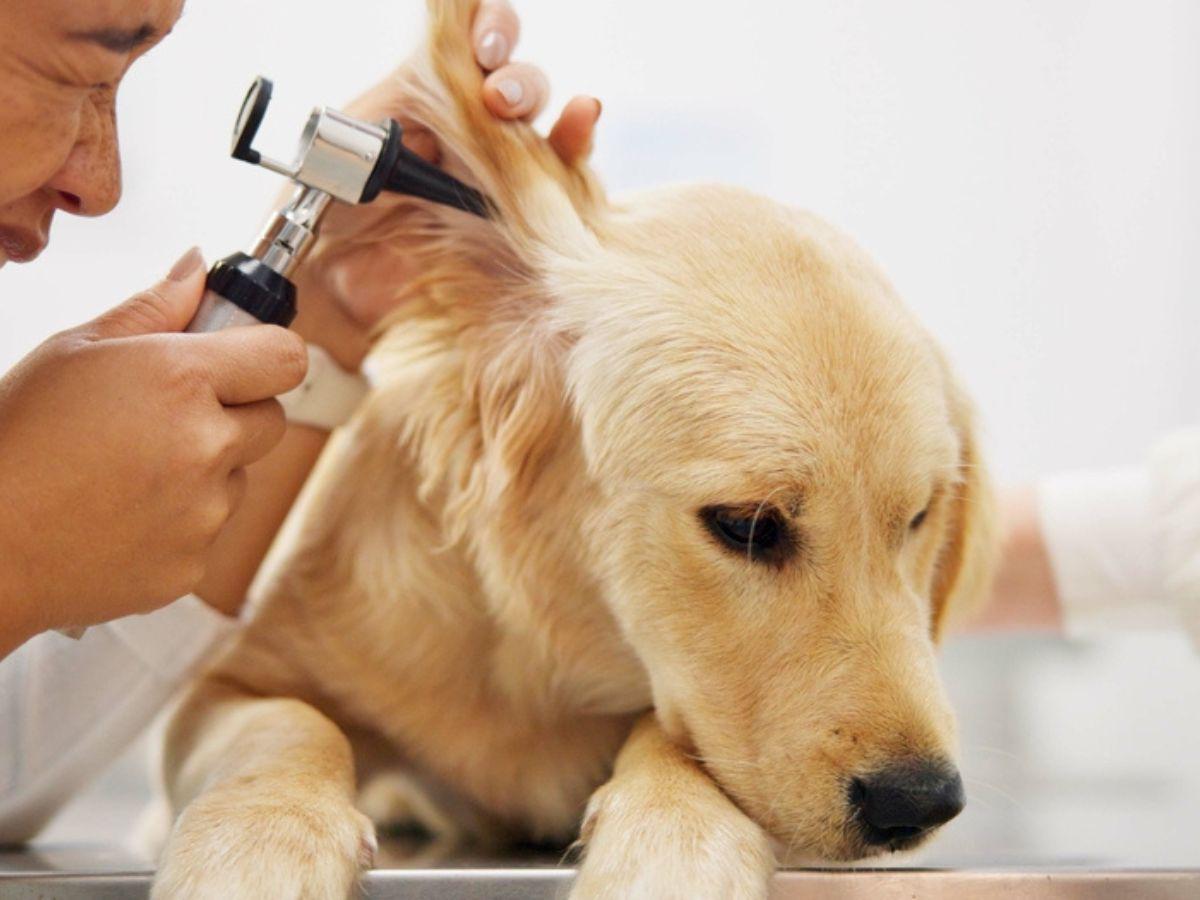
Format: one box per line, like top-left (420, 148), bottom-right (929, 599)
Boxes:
top-left (961, 776), bottom-right (1026, 812)
top-left (962, 743), bottom-right (1024, 763)
top-left (685, 754), bottom-right (762, 775)
top-left (960, 789), bottom-right (996, 813)
top-left (784, 815), bottom-right (808, 862)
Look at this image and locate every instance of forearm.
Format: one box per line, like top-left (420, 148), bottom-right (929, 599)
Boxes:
top-left (965, 463), bottom-right (1180, 637)
top-left (0, 522), bottom-right (46, 658)
top-left (0, 581), bottom-right (40, 660)
top-left (191, 424), bottom-right (330, 615)
top-left (0, 412), bottom-right (47, 656)
top-left (959, 485), bottom-right (1064, 633)
top-left (193, 287), bottom-right (370, 616)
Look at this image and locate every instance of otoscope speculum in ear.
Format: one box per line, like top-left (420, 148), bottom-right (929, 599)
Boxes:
top-left (186, 76), bottom-right (489, 334)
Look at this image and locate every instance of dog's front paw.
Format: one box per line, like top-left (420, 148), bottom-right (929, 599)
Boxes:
top-left (152, 783), bottom-right (376, 900)
top-left (570, 778), bottom-right (774, 900)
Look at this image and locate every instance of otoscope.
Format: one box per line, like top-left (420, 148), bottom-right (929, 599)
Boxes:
top-left (185, 76), bottom-right (489, 334)
top-left (56, 81), bottom-right (487, 641)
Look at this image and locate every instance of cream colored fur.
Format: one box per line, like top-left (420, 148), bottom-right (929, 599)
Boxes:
top-left (152, 2), bottom-right (997, 897)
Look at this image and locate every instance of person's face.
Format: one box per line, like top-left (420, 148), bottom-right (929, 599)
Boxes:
top-left (0, 0), bottom-right (183, 270)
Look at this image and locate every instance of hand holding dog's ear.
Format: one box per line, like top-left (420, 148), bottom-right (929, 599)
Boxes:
top-left (286, 0), bottom-right (601, 359)
top-left (399, 0), bottom-right (600, 167)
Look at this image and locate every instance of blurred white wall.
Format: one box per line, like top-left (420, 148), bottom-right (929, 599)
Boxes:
top-left (5, 0), bottom-right (1198, 865)
top-left (3, 0), bottom-right (1198, 481)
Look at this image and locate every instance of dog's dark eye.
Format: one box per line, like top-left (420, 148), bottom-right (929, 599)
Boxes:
top-left (909, 507), bottom-right (929, 531)
top-left (700, 505), bottom-right (792, 565)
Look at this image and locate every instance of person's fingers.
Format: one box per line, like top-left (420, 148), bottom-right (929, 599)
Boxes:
top-left (188, 325), bottom-right (308, 406)
top-left (483, 63), bottom-right (550, 121)
top-left (473, 0), bottom-right (520, 71)
top-left (87, 247), bottom-right (206, 339)
top-left (549, 96), bottom-right (603, 165)
top-left (222, 399), bottom-right (288, 468)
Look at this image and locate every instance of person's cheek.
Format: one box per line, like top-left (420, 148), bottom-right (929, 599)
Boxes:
top-left (0, 91), bottom-right (83, 207)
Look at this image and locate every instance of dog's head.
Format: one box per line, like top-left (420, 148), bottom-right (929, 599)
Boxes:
top-left (330, 0), bottom-right (996, 861)
top-left (559, 187), bottom-right (996, 859)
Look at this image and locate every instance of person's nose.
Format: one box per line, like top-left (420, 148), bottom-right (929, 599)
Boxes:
top-left (46, 95), bottom-right (122, 218)
top-left (850, 759), bottom-right (965, 845)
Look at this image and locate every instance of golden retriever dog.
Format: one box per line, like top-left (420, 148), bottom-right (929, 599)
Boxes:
top-left (153, 1), bottom-right (996, 896)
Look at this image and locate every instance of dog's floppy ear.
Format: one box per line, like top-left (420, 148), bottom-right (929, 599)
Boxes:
top-left (313, 0), bottom-right (606, 301)
top-left (404, 0), bottom-right (605, 252)
top-left (929, 373), bottom-right (999, 642)
top-left (317, 0), bottom-right (608, 541)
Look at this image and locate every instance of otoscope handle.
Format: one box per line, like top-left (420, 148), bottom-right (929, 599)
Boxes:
top-left (55, 259), bottom-right (294, 638)
top-left (186, 290), bottom-right (266, 332)
top-left (185, 252), bottom-right (298, 333)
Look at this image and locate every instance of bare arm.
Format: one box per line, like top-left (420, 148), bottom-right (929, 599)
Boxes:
top-left (960, 485), bottom-right (1064, 633)
top-left (189, 297), bottom-right (360, 616)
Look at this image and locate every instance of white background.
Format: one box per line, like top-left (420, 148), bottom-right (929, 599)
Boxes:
top-left (3, 0), bottom-right (1198, 481)
top-left (5, 0), bottom-right (1198, 865)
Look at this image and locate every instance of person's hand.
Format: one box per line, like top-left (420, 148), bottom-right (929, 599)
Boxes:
top-left (0, 248), bottom-right (306, 651)
top-left (287, 0), bottom-right (602, 369)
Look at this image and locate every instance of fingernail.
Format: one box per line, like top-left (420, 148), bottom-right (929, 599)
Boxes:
top-left (476, 30), bottom-right (509, 70)
top-left (591, 96), bottom-right (603, 119)
top-left (167, 246), bottom-right (203, 282)
top-left (496, 78), bottom-right (524, 108)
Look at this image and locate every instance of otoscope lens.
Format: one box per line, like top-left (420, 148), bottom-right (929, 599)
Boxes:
top-left (231, 76), bottom-right (273, 163)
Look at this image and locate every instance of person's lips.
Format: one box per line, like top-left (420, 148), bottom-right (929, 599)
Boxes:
top-left (0, 227), bottom-right (46, 264)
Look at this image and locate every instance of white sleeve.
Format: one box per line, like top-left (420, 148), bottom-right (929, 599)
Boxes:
top-left (1149, 428), bottom-right (1200, 647)
top-left (1036, 429), bottom-right (1200, 650)
top-left (0, 594), bottom-right (237, 843)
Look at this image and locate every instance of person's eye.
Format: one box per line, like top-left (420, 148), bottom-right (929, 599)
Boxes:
top-left (700, 505), bottom-right (793, 565)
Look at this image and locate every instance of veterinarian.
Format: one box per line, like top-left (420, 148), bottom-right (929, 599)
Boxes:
top-left (0, 0), bottom-right (599, 841)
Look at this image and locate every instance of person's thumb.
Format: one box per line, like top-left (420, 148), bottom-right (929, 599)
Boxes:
top-left (86, 247), bottom-right (207, 339)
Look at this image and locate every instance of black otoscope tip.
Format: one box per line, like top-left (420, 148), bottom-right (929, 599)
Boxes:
top-left (360, 120), bottom-right (491, 218)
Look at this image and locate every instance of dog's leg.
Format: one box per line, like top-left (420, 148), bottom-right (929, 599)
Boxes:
top-left (571, 713), bottom-right (774, 900)
top-left (152, 677), bottom-right (375, 900)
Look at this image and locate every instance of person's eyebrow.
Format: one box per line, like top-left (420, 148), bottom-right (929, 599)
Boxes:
top-left (69, 24), bottom-right (159, 54)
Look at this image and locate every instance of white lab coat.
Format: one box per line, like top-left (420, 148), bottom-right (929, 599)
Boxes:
top-left (1039, 428), bottom-right (1200, 649)
top-left (0, 595), bottom-right (235, 843)
top-left (0, 430), bottom-right (1198, 842)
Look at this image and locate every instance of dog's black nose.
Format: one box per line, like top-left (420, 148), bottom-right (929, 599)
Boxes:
top-left (850, 761), bottom-right (964, 845)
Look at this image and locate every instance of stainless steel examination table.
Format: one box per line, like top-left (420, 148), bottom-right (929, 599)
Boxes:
top-left (3, 844), bottom-right (1198, 898)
